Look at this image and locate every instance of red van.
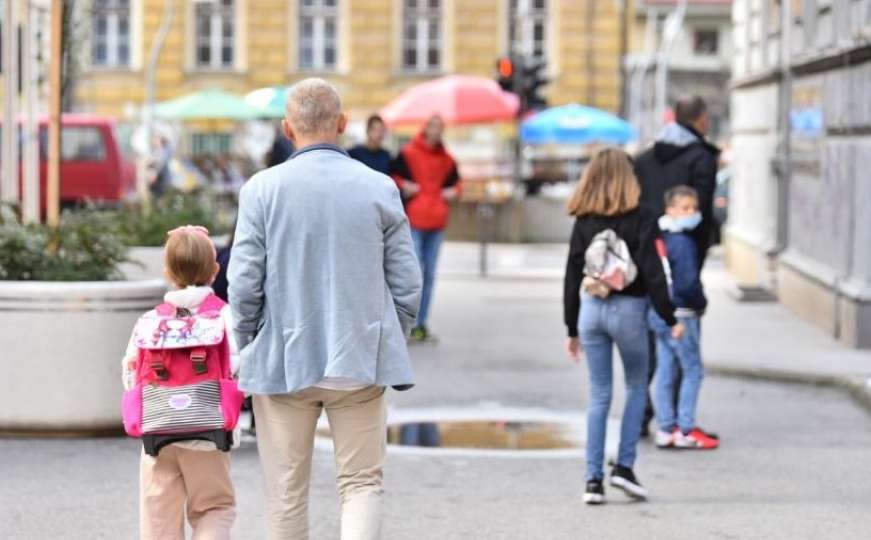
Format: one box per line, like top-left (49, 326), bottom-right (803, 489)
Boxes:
top-left (2, 114), bottom-right (136, 209)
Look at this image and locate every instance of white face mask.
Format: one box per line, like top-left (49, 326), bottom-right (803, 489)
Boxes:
top-left (673, 211), bottom-right (702, 231)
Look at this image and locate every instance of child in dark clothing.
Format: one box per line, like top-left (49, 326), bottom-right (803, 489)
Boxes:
top-left (649, 185), bottom-right (719, 450)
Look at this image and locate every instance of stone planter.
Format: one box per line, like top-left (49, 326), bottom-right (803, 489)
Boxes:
top-left (120, 246), bottom-right (166, 281)
top-left (0, 279), bottom-right (167, 433)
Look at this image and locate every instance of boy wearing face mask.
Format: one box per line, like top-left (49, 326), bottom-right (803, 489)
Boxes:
top-left (649, 185), bottom-right (719, 450)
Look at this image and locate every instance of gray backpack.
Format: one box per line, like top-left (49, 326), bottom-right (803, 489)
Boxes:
top-left (582, 229), bottom-right (638, 298)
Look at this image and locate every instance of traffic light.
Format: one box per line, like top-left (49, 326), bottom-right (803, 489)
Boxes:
top-left (520, 57), bottom-right (548, 112)
top-left (495, 55), bottom-right (548, 114)
top-left (496, 56), bottom-right (516, 92)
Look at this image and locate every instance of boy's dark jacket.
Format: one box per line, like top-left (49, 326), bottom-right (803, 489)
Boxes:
top-left (663, 230), bottom-right (707, 313)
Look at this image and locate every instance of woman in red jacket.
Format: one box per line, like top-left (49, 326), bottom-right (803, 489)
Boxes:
top-left (391, 116), bottom-right (461, 342)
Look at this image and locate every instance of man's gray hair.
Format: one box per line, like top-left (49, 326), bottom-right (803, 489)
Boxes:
top-left (285, 78), bottom-right (343, 136)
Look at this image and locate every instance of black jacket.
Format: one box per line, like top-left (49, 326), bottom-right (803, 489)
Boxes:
top-left (634, 122), bottom-right (720, 265)
top-left (563, 208), bottom-right (677, 338)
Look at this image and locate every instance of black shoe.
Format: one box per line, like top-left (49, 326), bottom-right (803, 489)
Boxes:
top-left (583, 479), bottom-right (605, 505)
top-left (610, 465), bottom-right (648, 501)
top-left (640, 420), bottom-right (651, 439)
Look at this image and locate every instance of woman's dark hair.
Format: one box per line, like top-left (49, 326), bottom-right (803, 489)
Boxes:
top-left (366, 114), bottom-right (385, 132)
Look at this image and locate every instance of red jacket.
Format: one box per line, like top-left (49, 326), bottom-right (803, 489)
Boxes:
top-left (391, 133), bottom-right (461, 231)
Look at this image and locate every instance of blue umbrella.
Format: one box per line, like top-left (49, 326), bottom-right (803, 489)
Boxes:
top-left (520, 103), bottom-right (636, 145)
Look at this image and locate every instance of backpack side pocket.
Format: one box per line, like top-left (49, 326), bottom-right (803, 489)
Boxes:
top-left (121, 385), bottom-right (144, 437)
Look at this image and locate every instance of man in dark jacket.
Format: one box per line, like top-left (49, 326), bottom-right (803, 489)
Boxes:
top-left (634, 96), bottom-right (720, 437)
top-left (634, 96), bottom-right (720, 267)
top-left (348, 114), bottom-right (392, 175)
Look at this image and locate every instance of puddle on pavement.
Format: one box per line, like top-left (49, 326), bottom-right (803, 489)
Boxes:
top-left (318, 420), bottom-right (584, 450)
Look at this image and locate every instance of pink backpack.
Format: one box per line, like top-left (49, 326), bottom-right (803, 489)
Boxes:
top-left (121, 294), bottom-right (244, 456)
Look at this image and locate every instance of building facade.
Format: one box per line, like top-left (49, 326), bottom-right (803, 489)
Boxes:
top-left (730, 0), bottom-right (871, 347)
top-left (625, 0), bottom-right (734, 144)
top-left (18, 0), bottom-right (632, 121)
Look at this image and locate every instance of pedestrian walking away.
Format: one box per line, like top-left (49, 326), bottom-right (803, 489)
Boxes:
top-left (650, 186), bottom-right (719, 450)
top-left (228, 78), bottom-right (422, 540)
top-left (120, 226), bottom-right (242, 540)
top-left (633, 96), bottom-right (720, 437)
top-left (563, 147), bottom-right (683, 505)
top-left (348, 114), bottom-right (393, 176)
top-left (390, 115), bottom-right (461, 343)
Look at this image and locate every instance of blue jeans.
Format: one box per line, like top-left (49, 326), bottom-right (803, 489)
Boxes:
top-left (410, 228), bottom-right (444, 328)
top-left (579, 294), bottom-right (650, 481)
top-left (650, 314), bottom-right (703, 433)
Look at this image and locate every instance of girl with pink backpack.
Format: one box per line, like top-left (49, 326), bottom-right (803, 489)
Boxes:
top-left (120, 225), bottom-right (244, 539)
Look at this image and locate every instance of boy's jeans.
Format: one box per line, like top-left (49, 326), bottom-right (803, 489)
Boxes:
top-left (410, 228), bottom-right (444, 328)
top-left (579, 294), bottom-right (650, 481)
top-left (650, 314), bottom-right (703, 433)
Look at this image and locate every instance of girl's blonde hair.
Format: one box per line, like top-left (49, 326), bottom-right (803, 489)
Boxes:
top-left (566, 147), bottom-right (641, 217)
top-left (164, 226), bottom-right (218, 288)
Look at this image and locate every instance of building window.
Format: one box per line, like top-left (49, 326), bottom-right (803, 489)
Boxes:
top-left (693, 29), bottom-right (719, 56)
top-left (299, 0), bottom-right (339, 71)
top-left (767, 0), bottom-right (782, 34)
top-left (402, 0), bottom-right (441, 72)
top-left (92, 0), bottom-right (131, 68)
top-left (508, 0), bottom-right (547, 61)
top-left (194, 0), bottom-right (235, 70)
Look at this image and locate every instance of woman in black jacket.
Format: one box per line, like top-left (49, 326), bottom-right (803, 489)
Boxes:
top-left (563, 147), bottom-right (683, 505)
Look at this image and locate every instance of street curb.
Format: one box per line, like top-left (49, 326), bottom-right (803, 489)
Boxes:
top-left (707, 364), bottom-right (871, 416)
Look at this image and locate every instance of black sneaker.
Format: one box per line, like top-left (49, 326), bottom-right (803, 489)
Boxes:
top-left (610, 465), bottom-right (648, 501)
top-left (640, 420), bottom-right (651, 439)
top-left (583, 479), bottom-right (605, 505)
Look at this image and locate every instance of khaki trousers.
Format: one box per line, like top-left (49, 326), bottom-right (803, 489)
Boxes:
top-left (139, 445), bottom-right (236, 540)
top-left (253, 386), bottom-right (387, 540)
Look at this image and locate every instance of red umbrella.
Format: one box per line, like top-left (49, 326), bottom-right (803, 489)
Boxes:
top-left (381, 75), bottom-right (520, 126)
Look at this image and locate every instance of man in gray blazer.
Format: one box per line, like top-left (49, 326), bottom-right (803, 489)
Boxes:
top-left (228, 78), bottom-right (422, 540)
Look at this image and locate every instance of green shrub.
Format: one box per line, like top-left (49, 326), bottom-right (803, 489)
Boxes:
top-left (0, 205), bottom-right (129, 281)
top-left (114, 191), bottom-right (221, 247)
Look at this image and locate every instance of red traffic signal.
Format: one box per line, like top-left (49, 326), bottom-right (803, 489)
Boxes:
top-left (497, 57), bottom-right (514, 79)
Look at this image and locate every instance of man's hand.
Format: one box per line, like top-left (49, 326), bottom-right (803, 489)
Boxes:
top-left (671, 323), bottom-right (686, 340)
top-left (401, 182), bottom-right (421, 197)
top-left (442, 186), bottom-right (459, 201)
top-left (566, 337), bottom-right (582, 363)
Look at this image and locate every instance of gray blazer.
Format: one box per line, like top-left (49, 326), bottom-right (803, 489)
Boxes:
top-left (228, 144), bottom-right (422, 394)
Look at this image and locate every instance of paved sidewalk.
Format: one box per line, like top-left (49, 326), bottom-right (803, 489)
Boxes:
top-left (4, 245), bottom-right (871, 539)
top-left (440, 242), bottom-right (871, 412)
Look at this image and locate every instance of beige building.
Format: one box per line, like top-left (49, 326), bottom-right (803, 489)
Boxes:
top-left (1, 0), bottom-right (632, 121)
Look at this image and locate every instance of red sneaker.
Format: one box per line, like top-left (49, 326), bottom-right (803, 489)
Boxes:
top-left (675, 428), bottom-right (720, 450)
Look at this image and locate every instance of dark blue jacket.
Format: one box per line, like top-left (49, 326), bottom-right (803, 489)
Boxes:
top-left (348, 144), bottom-right (392, 176)
top-left (664, 231), bottom-right (707, 312)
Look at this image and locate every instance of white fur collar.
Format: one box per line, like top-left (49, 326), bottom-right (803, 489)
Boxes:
top-left (164, 286), bottom-right (214, 309)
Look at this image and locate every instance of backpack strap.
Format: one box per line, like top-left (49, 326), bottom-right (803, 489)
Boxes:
top-left (151, 351), bottom-right (170, 381)
top-left (197, 293), bottom-right (226, 314)
top-left (154, 303), bottom-right (176, 317)
top-left (190, 347), bottom-right (208, 375)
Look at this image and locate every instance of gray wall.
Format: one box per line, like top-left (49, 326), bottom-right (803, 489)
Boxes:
top-left (729, 0), bottom-right (871, 347)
